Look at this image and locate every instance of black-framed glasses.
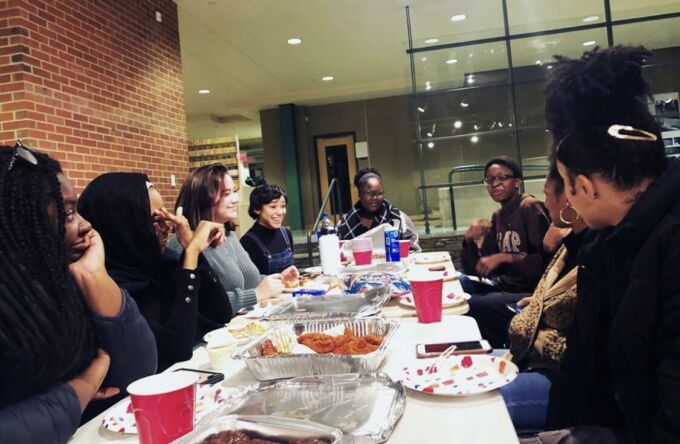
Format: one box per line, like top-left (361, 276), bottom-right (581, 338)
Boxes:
top-left (483, 174), bottom-right (514, 185)
top-left (7, 140), bottom-right (38, 172)
top-left (362, 190), bottom-right (385, 198)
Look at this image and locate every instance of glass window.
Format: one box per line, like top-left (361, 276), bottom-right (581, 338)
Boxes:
top-left (409, 0), bottom-right (505, 48)
top-left (413, 41), bottom-right (509, 93)
top-left (611, 0), bottom-right (680, 20)
top-left (507, 0), bottom-right (605, 34)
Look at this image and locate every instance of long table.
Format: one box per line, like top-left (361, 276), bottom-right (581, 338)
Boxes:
top-left (71, 314), bottom-right (518, 443)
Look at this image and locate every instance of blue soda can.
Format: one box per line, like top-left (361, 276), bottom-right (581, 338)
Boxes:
top-left (384, 227), bottom-right (401, 262)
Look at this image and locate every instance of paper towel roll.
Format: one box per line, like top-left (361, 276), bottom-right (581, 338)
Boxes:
top-left (319, 233), bottom-right (341, 275)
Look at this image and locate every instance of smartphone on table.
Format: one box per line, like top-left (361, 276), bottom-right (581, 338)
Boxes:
top-left (415, 340), bottom-right (492, 358)
top-left (173, 368), bottom-right (224, 385)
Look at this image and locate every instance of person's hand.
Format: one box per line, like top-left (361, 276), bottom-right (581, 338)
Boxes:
top-left (516, 296), bottom-right (533, 307)
top-left (475, 253), bottom-right (505, 277)
top-left (68, 230), bottom-right (104, 278)
top-left (280, 265), bottom-right (299, 283)
top-left (67, 349), bottom-right (120, 412)
top-left (542, 223), bottom-right (572, 253)
top-left (255, 274), bottom-right (284, 301)
top-left (465, 218), bottom-right (491, 241)
top-left (186, 221), bottom-right (226, 253)
top-left (154, 207), bottom-right (194, 248)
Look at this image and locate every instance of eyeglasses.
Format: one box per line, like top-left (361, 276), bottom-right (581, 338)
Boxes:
top-left (362, 190), bottom-right (385, 198)
top-left (483, 175), bottom-right (514, 185)
top-left (7, 140), bottom-right (38, 172)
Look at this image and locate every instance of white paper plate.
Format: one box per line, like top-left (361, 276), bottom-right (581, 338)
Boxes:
top-left (100, 384), bottom-right (227, 434)
top-left (413, 252), bottom-right (450, 265)
top-left (399, 291), bottom-right (470, 309)
top-left (203, 322), bottom-right (269, 345)
top-left (401, 354), bottom-right (518, 396)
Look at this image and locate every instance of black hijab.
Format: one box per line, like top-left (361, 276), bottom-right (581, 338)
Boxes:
top-left (78, 173), bottom-right (162, 290)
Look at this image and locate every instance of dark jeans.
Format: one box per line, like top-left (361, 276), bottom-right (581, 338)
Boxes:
top-left (461, 275), bottom-right (529, 348)
top-left (500, 369), bottom-right (552, 435)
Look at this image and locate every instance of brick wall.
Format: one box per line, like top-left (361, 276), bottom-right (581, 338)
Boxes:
top-left (0, 0), bottom-right (187, 201)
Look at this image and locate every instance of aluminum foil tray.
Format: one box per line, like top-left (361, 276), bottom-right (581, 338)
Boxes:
top-left (340, 262), bottom-right (405, 275)
top-left (263, 286), bottom-right (390, 322)
top-left (219, 373), bottom-right (406, 443)
top-left (171, 414), bottom-right (342, 444)
top-left (232, 318), bottom-right (398, 381)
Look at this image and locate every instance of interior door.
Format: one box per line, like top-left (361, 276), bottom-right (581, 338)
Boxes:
top-left (316, 134), bottom-right (358, 218)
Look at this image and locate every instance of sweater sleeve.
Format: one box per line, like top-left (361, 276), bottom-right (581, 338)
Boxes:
top-left (460, 214), bottom-right (498, 275)
top-left (146, 268), bottom-right (200, 366)
top-left (401, 212), bottom-right (421, 253)
top-left (0, 383), bottom-right (81, 444)
top-left (226, 288), bottom-right (258, 313)
top-left (508, 201), bottom-right (550, 282)
top-left (91, 290), bottom-right (157, 390)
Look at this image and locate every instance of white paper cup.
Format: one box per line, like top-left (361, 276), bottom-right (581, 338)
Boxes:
top-left (206, 339), bottom-right (237, 370)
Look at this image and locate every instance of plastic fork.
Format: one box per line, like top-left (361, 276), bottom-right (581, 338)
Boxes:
top-left (427, 344), bottom-right (457, 375)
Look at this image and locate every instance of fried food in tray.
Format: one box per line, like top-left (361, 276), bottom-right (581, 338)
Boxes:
top-left (260, 328), bottom-right (383, 356)
top-left (202, 429), bottom-right (328, 443)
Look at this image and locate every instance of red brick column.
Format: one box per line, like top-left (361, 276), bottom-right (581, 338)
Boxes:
top-left (0, 0), bottom-right (187, 201)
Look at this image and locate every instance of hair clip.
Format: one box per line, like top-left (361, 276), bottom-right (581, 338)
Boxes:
top-left (145, 181), bottom-right (155, 189)
top-left (7, 140), bottom-right (38, 172)
top-left (607, 125), bottom-right (658, 142)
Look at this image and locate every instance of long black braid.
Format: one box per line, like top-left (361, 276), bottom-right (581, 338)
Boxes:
top-left (0, 147), bottom-right (97, 407)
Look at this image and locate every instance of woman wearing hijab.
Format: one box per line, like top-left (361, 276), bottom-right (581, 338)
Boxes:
top-left (173, 164), bottom-right (295, 315)
top-left (336, 167), bottom-right (421, 252)
top-left (78, 172), bottom-right (225, 370)
top-left (0, 146), bottom-right (155, 442)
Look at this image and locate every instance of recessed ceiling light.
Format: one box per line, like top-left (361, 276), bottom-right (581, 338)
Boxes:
top-left (287, 37), bottom-right (302, 45)
top-left (427, 142), bottom-right (435, 148)
top-left (446, 59), bottom-right (458, 64)
top-left (425, 38), bottom-right (439, 44)
top-left (322, 76), bottom-right (334, 81)
top-left (547, 65), bottom-right (553, 69)
top-left (583, 15), bottom-right (599, 22)
top-left (417, 107), bottom-right (426, 113)
top-left (470, 136), bottom-right (479, 143)
top-left (473, 124), bottom-right (479, 130)
top-left (450, 14), bottom-right (467, 22)
top-left (582, 40), bottom-right (597, 46)
top-left (198, 89), bottom-right (210, 94)
top-left (454, 120), bottom-right (462, 129)
top-left (460, 101), bottom-right (469, 108)
top-left (535, 60), bottom-right (542, 65)
top-left (426, 132), bottom-right (433, 137)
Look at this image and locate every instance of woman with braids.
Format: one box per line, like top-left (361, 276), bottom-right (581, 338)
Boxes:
top-left (336, 167), bottom-right (421, 252)
top-left (78, 173), bottom-right (226, 370)
top-left (0, 144), bottom-right (156, 442)
top-left (240, 184), bottom-right (295, 275)
top-left (171, 164), bottom-right (296, 317)
top-left (523, 46), bottom-right (680, 443)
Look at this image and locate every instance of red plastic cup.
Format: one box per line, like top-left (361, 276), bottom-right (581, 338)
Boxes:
top-left (351, 238), bottom-right (373, 266)
top-left (409, 273), bottom-right (443, 323)
top-left (127, 372), bottom-right (198, 444)
top-left (398, 240), bottom-right (410, 258)
top-left (339, 240), bottom-right (349, 262)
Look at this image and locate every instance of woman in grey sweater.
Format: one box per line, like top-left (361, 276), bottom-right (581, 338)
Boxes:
top-left (174, 164), bottom-right (297, 314)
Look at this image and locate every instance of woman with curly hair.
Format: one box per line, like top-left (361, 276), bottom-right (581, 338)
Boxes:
top-left (525, 46), bottom-right (680, 443)
top-left (0, 144), bottom-right (156, 442)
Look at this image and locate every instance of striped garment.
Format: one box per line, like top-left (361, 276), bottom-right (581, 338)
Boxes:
top-left (336, 200), bottom-right (421, 251)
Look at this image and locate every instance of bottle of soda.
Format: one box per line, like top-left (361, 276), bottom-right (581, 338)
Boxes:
top-left (317, 212), bottom-right (335, 239)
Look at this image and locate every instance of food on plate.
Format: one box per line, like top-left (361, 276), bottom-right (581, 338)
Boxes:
top-left (258, 297), bottom-right (285, 308)
top-left (428, 265), bottom-right (446, 272)
top-left (284, 275), bottom-right (313, 289)
top-left (201, 429), bottom-right (329, 444)
top-left (228, 322), bottom-right (269, 340)
top-left (261, 339), bottom-right (284, 357)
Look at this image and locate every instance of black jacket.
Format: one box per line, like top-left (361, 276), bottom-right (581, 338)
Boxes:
top-left (547, 158), bottom-right (680, 443)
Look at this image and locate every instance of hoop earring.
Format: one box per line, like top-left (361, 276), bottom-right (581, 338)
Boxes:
top-left (559, 203), bottom-right (579, 226)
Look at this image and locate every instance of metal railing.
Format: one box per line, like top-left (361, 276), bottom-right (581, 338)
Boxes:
top-left (306, 177), bottom-right (338, 264)
top-left (417, 164), bottom-right (549, 231)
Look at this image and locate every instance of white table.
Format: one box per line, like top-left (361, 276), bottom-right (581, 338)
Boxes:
top-left (71, 315), bottom-right (517, 444)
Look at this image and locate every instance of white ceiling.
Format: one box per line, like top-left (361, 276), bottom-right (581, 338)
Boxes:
top-left (176, 0), bottom-right (680, 141)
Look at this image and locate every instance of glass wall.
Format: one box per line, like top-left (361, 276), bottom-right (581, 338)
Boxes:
top-left (406, 0), bottom-right (680, 234)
